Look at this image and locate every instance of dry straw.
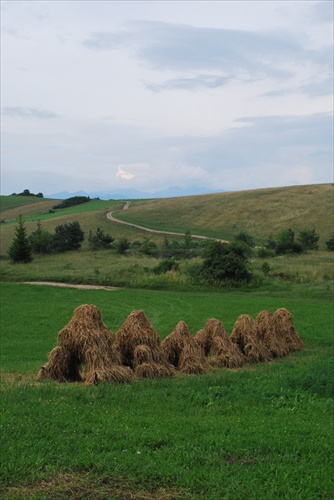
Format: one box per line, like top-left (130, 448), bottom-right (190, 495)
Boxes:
top-left (38, 304), bottom-right (132, 385)
top-left (273, 308), bottom-right (304, 352)
top-left (255, 310), bottom-right (290, 358)
top-left (116, 310), bottom-right (175, 379)
top-left (196, 318), bottom-right (245, 368)
top-left (162, 320), bottom-right (209, 374)
top-left (230, 314), bottom-right (273, 363)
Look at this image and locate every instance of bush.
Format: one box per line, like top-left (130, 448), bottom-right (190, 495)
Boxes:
top-left (88, 227), bottom-right (114, 250)
top-left (325, 235), bottom-right (334, 251)
top-left (139, 238), bottom-right (159, 257)
top-left (298, 229), bottom-right (319, 250)
top-left (152, 258), bottom-right (180, 274)
top-left (53, 196), bottom-right (90, 209)
top-left (266, 229), bottom-right (303, 255)
top-left (114, 237), bottom-right (130, 255)
top-left (51, 221), bottom-right (84, 253)
top-left (235, 231), bottom-right (255, 247)
top-left (200, 240), bottom-right (252, 284)
top-left (29, 221), bottom-right (53, 254)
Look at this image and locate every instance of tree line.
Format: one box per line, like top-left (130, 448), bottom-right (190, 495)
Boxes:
top-left (8, 217), bottom-right (334, 286)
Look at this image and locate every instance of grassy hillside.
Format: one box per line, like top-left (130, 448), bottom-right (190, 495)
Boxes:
top-left (113, 184), bottom-right (333, 247)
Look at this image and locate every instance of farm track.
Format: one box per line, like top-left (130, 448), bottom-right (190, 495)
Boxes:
top-left (24, 282), bottom-right (119, 291)
top-left (106, 210), bottom-right (228, 242)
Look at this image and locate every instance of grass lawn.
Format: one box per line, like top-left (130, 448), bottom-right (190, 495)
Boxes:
top-left (1, 283), bottom-right (333, 499)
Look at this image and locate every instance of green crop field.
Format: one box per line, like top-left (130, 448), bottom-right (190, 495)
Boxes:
top-left (0, 283), bottom-right (333, 499)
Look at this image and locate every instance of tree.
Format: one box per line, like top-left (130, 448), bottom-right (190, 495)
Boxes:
top-left (52, 221), bottom-right (84, 253)
top-left (88, 227), bottom-right (114, 250)
top-left (235, 231), bottom-right (255, 247)
top-left (326, 235), bottom-right (334, 251)
top-left (114, 237), bottom-right (130, 255)
top-left (200, 240), bottom-right (252, 284)
top-left (139, 238), bottom-right (159, 257)
top-left (29, 221), bottom-right (53, 254)
top-left (266, 229), bottom-right (303, 255)
top-left (8, 215), bottom-right (33, 263)
top-left (297, 229), bottom-right (319, 250)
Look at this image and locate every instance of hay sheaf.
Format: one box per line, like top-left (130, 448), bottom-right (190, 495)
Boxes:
top-left (39, 304), bottom-right (132, 385)
top-left (273, 308), bottom-right (304, 352)
top-left (256, 310), bottom-right (290, 358)
top-left (196, 318), bottom-right (245, 368)
top-left (133, 344), bottom-right (175, 379)
top-left (38, 345), bottom-right (82, 382)
top-left (115, 310), bottom-right (168, 369)
top-left (162, 321), bottom-right (209, 374)
top-left (230, 314), bottom-right (273, 363)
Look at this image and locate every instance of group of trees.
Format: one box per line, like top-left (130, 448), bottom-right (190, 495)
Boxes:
top-left (53, 196), bottom-right (91, 210)
top-left (7, 217), bottom-right (334, 287)
top-left (8, 217), bottom-right (85, 263)
top-left (11, 189), bottom-right (43, 198)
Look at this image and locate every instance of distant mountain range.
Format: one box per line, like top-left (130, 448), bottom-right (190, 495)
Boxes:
top-left (46, 186), bottom-right (220, 200)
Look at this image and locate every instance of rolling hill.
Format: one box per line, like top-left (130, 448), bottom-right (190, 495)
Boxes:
top-left (0, 183), bottom-right (333, 254)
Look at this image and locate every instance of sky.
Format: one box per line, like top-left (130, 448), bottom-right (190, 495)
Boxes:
top-left (1, 0), bottom-right (333, 197)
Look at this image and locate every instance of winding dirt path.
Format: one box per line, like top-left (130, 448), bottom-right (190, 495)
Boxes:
top-left (107, 207), bottom-right (228, 242)
top-left (24, 282), bottom-right (119, 291)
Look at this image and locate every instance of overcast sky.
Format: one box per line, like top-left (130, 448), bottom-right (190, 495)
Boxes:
top-left (1, 0), bottom-right (333, 196)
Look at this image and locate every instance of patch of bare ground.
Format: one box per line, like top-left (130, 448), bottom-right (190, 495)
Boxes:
top-left (24, 282), bottom-right (120, 291)
top-left (1, 473), bottom-right (193, 499)
top-left (0, 372), bottom-right (41, 387)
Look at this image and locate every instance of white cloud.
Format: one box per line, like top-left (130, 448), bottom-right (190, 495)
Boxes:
top-left (116, 166), bottom-right (136, 181)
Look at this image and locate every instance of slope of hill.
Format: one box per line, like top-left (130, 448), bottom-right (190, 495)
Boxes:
top-left (112, 184), bottom-right (333, 246)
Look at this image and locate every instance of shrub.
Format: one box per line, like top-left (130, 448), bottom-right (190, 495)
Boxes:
top-left (325, 235), bottom-right (334, 251)
top-left (114, 237), bottom-right (130, 255)
top-left (235, 231), bottom-right (255, 247)
top-left (200, 240), bottom-right (252, 284)
top-left (53, 196), bottom-right (90, 209)
top-left (29, 221), bottom-right (53, 254)
top-left (88, 227), bottom-right (114, 250)
top-left (139, 238), bottom-right (159, 257)
top-left (297, 229), bottom-right (319, 250)
top-left (153, 258), bottom-right (180, 274)
top-left (51, 221), bottom-right (84, 253)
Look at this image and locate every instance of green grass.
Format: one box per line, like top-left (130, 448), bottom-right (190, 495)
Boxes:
top-left (112, 184), bottom-right (333, 247)
top-left (1, 283), bottom-right (333, 498)
top-left (0, 195), bottom-right (52, 211)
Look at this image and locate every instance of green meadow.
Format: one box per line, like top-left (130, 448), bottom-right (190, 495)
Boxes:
top-left (1, 283), bottom-right (333, 499)
top-left (1, 185), bottom-right (333, 498)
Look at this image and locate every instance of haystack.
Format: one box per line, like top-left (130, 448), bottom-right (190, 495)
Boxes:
top-left (195, 318), bottom-right (245, 368)
top-left (115, 310), bottom-right (175, 378)
top-left (38, 345), bottom-right (82, 382)
top-left (162, 321), bottom-right (209, 374)
top-left (273, 308), bottom-right (304, 352)
top-left (255, 310), bottom-right (290, 358)
top-left (38, 304), bottom-right (133, 385)
top-left (133, 344), bottom-right (175, 379)
top-left (230, 314), bottom-right (273, 363)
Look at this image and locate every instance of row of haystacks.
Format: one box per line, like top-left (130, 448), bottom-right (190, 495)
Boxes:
top-left (38, 305), bottom-right (303, 385)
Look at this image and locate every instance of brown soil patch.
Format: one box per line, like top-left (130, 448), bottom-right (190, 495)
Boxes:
top-left (1, 473), bottom-right (192, 499)
top-left (24, 281), bottom-right (119, 291)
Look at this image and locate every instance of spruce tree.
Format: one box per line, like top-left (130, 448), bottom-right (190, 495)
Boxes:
top-left (8, 215), bottom-right (33, 263)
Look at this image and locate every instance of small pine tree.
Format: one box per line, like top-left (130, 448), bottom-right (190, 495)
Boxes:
top-left (8, 215), bottom-right (33, 263)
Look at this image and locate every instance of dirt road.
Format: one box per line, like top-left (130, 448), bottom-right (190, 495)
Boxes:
top-left (106, 210), bottom-right (227, 242)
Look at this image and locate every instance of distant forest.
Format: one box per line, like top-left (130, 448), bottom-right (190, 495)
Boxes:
top-left (12, 189), bottom-right (43, 198)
